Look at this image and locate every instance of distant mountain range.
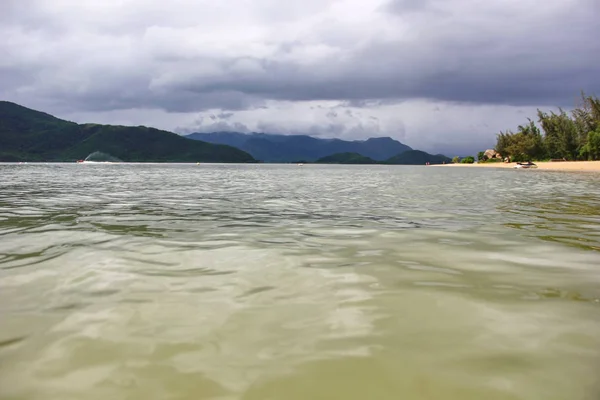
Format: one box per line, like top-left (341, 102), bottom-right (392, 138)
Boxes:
top-left (185, 132), bottom-right (413, 163)
top-left (316, 152), bottom-right (378, 164)
top-left (385, 150), bottom-right (451, 165)
top-left (314, 150), bottom-right (451, 165)
top-left (0, 101), bottom-right (450, 165)
top-left (0, 102), bottom-right (255, 163)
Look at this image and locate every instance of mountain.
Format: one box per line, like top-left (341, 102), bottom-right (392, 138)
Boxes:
top-left (185, 132), bottom-right (412, 162)
top-left (385, 150), bottom-right (451, 165)
top-left (315, 152), bottom-right (377, 164)
top-left (0, 101), bottom-right (256, 163)
top-left (311, 150), bottom-right (451, 165)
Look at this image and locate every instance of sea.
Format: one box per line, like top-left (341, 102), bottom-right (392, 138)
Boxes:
top-left (1, 163), bottom-right (599, 400)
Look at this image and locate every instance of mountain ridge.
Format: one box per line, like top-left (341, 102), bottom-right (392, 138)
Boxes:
top-left (1, 100), bottom-right (450, 164)
top-left (313, 150), bottom-right (451, 165)
top-left (315, 152), bottom-right (378, 164)
top-left (185, 131), bottom-right (413, 162)
top-left (0, 101), bottom-right (256, 163)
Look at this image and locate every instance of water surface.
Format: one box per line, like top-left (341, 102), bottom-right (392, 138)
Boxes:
top-left (1, 163), bottom-right (599, 400)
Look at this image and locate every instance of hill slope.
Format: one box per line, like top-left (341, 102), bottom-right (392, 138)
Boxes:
top-left (0, 101), bottom-right (256, 163)
top-left (385, 150), bottom-right (451, 165)
top-left (185, 132), bottom-right (412, 162)
top-left (315, 152), bottom-right (377, 164)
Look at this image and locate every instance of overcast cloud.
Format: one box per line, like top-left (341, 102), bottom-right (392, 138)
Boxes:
top-left (2, 0), bottom-right (599, 155)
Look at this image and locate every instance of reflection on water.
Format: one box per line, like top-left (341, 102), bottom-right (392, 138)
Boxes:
top-left (0, 163), bottom-right (599, 400)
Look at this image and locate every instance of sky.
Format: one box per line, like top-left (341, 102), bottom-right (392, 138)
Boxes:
top-left (2, 0), bottom-right (599, 155)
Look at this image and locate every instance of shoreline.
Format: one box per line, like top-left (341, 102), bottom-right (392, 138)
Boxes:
top-left (437, 161), bottom-right (600, 172)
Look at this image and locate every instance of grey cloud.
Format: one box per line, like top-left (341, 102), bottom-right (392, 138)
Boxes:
top-left (217, 112), bottom-right (234, 119)
top-left (253, 120), bottom-right (374, 140)
top-left (185, 30), bottom-right (597, 108)
top-left (292, 122), bottom-right (353, 139)
top-left (1, 0), bottom-right (599, 118)
top-left (384, 0), bottom-right (437, 14)
top-left (176, 119), bottom-right (250, 135)
top-left (427, 136), bottom-right (492, 158)
top-left (150, 5), bottom-right (597, 109)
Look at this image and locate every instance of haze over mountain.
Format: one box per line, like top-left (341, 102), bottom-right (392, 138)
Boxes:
top-left (186, 132), bottom-right (412, 162)
top-left (0, 101), bottom-right (255, 163)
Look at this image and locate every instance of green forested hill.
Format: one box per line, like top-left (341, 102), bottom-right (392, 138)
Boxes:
top-left (0, 101), bottom-right (256, 163)
top-left (314, 150), bottom-right (451, 165)
top-left (385, 150), bottom-right (451, 165)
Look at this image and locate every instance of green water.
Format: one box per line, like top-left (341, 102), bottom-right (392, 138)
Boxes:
top-left (1, 163), bottom-right (599, 400)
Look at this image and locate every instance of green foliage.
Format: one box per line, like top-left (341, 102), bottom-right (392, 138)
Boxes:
top-left (477, 151), bottom-right (502, 163)
top-left (495, 92), bottom-right (600, 161)
top-left (452, 156), bottom-right (460, 163)
top-left (537, 109), bottom-right (578, 159)
top-left (580, 128), bottom-right (600, 160)
top-left (460, 156), bottom-right (475, 164)
top-left (496, 119), bottom-right (545, 162)
top-left (0, 101), bottom-right (256, 163)
top-left (483, 157), bottom-right (502, 163)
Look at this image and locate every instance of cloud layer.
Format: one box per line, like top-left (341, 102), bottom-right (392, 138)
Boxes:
top-left (2, 0), bottom-right (599, 154)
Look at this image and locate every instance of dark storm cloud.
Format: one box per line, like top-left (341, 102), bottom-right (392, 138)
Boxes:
top-left (1, 0), bottom-right (598, 115)
top-left (176, 7), bottom-right (598, 108)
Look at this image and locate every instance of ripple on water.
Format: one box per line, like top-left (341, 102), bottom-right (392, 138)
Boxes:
top-left (1, 164), bottom-right (600, 399)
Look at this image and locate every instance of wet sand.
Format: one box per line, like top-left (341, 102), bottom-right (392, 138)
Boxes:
top-left (438, 161), bottom-right (600, 172)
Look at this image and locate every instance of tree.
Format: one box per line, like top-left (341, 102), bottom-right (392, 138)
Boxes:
top-left (589, 129), bottom-right (600, 160)
top-left (495, 130), bottom-right (513, 160)
top-left (452, 156), bottom-right (460, 163)
top-left (581, 128), bottom-right (600, 160)
top-left (538, 110), bottom-right (578, 160)
top-left (477, 151), bottom-right (485, 161)
top-left (460, 156), bottom-right (475, 164)
top-left (494, 119), bottom-right (544, 162)
top-left (573, 92), bottom-right (600, 159)
top-left (495, 91), bottom-right (600, 162)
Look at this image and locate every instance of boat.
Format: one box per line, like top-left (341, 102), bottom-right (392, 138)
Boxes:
top-left (514, 161), bottom-right (537, 169)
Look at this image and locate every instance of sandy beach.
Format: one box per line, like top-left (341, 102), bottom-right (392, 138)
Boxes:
top-left (438, 161), bottom-right (600, 172)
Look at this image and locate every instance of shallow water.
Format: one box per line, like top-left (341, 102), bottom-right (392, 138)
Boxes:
top-left (1, 163), bottom-right (599, 400)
